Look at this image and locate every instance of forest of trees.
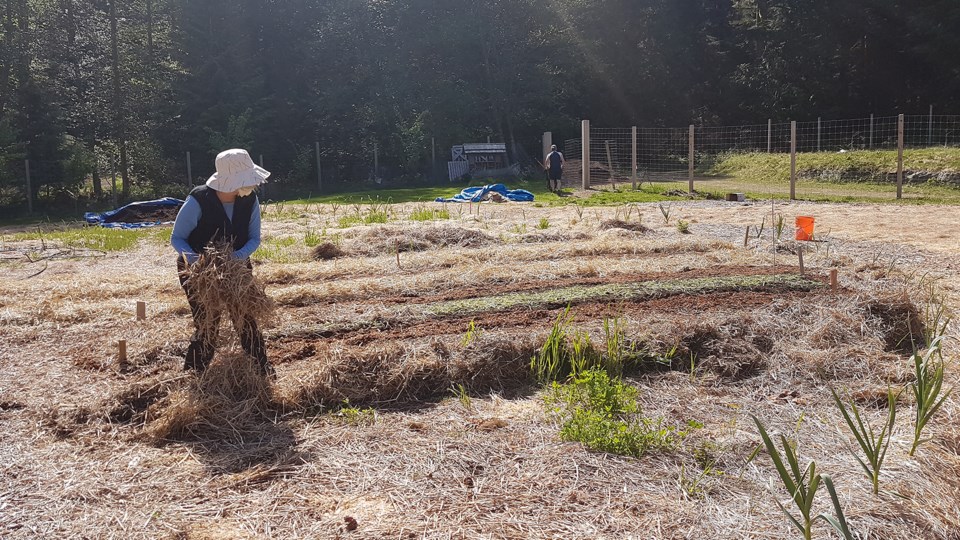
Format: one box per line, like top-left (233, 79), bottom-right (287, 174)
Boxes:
top-left (1, 0), bottom-right (958, 208)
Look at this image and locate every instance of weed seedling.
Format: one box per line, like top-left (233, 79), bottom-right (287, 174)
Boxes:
top-left (461, 320), bottom-right (483, 347)
top-left (676, 220), bottom-right (690, 234)
top-left (452, 383), bottom-right (472, 410)
top-left (537, 217), bottom-right (550, 230)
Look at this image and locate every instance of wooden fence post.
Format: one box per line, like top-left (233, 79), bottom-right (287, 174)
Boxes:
top-left (869, 113), bottom-right (874, 149)
top-left (185, 151), bottom-right (192, 189)
top-left (897, 113), bottom-right (904, 199)
top-left (542, 132), bottom-right (552, 163)
top-left (581, 120), bottom-right (590, 190)
top-left (928, 105), bottom-right (933, 145)
top-left (817, 117), bottom-right (822, 152)
top-left (24, 159), bottom-right (32, 213)
top-left (373, 142), bottom-right (379, 180)
top-left (631, 126), bottom-right (637, 190)
top-left (432, 137), bottom-right (436, 174)
top-left (790, 121), bottom-right (797, 200)
top-left (767, 119), bottom-right (772, 153)
top-left (688, 124), bottom-right (694, 193)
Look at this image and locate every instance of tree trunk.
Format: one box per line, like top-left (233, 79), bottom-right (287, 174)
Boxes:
top-left (108, 0), bottom-right (130, 199)
top-left (0, 1), bottom-right (14, 117)
top-left (64, 0), bottom-right (75, 45)
top-left (146, 0), bottom-right (153, 59)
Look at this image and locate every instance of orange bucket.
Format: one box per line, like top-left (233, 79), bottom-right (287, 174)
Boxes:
top-left (795, 216), bottom-right (815, 241)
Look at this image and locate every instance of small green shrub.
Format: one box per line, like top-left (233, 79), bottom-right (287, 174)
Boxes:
top-left (676, 219), bottom-right (690, 234)
top-left (546, 368), bottom-right (681, 458)
top-left (14, 227), bottom-right (146, 252)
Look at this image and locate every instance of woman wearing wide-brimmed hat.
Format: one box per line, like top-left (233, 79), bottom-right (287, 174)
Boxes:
top-left (170, 148), bottom-right (273, 375)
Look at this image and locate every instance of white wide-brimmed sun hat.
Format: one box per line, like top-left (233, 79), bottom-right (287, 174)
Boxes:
top-left (206, 148), bottom-right (271, 192)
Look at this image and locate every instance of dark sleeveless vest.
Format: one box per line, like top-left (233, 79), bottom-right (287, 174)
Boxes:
top-left (185, 185), bottom-right (256, 254)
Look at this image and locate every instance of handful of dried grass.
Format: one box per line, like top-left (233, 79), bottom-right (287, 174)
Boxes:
top-left (181, 245), bottom-right (276, 334)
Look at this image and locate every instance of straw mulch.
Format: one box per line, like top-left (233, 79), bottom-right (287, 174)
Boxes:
top-left (350, 225), bottom-right (494, 255)
top-left (600, 219), bottom-right (652, 233)
top-left (277, 335), bottom-right (535, 411)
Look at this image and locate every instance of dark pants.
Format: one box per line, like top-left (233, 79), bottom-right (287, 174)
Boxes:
top-left (178, 258), bottom-right (272, 375)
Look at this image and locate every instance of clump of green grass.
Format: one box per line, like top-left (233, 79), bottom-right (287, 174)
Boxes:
top-left (410, 206), bottom-right (450, 221)
top-left (364, 210), bottom-right (388, 224)
top-left (13, 226), bottom-right (147, 252)
top-left (546, 368), bottom-right (683, 458)
top-left (531, 307), bottom-right (637, 383)
top-left (253, 236), bottom-right (298, 263)
top-left (676, 219), bottom-right (690, 234)
top-left (304, 229), bottom-right (326, 247)
top-left (537, 217), bottom-right (550, 230)
top-left (337, 215), bottom-right (363, 228)
top-left (601, 316), bottom-right (630, 377)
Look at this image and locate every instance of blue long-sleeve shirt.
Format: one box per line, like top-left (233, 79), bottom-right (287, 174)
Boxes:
top-left (170, 195), bottom-right (261, 263)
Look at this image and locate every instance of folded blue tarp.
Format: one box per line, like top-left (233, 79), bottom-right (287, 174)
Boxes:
top-left (84, 197), bottom-right (184, 229)
top-left (434, 184), bottom-right (534, 203)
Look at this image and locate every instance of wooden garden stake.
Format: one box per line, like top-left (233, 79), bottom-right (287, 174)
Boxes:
top-left (118, 340), bottom-right (127, 362)
top-left (744, 225), bottom-right (750, 247)
top-left (136, 301), bottom-right (146, 321)
top-left (798, 249), bottom-right (804, 274)
top-left (830, 269), bottom-right (838, 291)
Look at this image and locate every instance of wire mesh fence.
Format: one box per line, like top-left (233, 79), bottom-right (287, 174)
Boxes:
top-left (568, 113), bottom-right (960, 201)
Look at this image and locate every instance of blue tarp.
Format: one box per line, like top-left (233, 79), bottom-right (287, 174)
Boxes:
top-left (84, 197), bottom-right (184, 229)
top-left (434, 184), bottom-right (534, 203)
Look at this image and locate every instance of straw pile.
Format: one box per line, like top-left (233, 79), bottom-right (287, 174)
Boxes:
top-left (143, 352), bottom-right (274, 443)
top-left (181, 246), bottom-right (276, 334)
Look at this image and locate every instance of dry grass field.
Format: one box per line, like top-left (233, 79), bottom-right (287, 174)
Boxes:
top-left (1, 197), bottom-right (958, 539)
